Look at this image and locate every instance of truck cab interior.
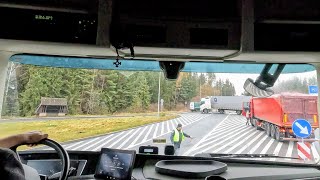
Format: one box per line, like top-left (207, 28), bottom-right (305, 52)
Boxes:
top-left (1, 0), bottom-right (320, 180)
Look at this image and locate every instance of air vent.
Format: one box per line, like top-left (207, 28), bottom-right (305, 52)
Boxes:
top-left (255, 23), bottom-right (320, 51)
top-left (190, 28), bottom-right (228, 47)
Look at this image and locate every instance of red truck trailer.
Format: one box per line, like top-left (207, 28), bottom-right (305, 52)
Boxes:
top-left (243, 94), bottom-right (318, 141)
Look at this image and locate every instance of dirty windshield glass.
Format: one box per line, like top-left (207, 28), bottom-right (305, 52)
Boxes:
top-left (1, 58), bottom-right (319, 164)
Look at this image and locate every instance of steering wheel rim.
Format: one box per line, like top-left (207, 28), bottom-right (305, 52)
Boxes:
top-left (11, 138), bottom-right (70, 180)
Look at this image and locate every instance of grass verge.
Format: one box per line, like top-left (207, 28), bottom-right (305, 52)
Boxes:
top-left (0, 115), bottom-right (178, 149)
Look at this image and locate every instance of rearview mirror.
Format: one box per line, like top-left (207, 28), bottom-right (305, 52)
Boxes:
top-left (243, 78), bottom-right (274, 97)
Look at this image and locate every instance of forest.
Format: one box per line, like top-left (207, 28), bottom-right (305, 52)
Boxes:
top-left (2, 63), bottom-right (236, 116)
top-left (3, 63), bottom-right (316, 117)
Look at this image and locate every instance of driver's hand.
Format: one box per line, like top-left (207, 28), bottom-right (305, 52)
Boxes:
top-left (22, 131), bottom-right (48, 146)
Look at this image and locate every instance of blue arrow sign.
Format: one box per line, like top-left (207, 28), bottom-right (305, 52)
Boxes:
top-left (308, 85), bottom-right (318, 94)
top-left (292, 119), bottom-right (312, 138)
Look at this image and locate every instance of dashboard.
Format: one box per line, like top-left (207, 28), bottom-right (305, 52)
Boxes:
top-left (19, 150), bottom-right (320, 180)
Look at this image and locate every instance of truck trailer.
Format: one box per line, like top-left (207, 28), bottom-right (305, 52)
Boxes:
top-left (200, 96), bottom-right (251, 114)
top-left (244, 94), bottom-right (319, 141)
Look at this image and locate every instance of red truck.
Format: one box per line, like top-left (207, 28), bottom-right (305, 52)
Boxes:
top-left (243, 93), bottom-right (319, 141)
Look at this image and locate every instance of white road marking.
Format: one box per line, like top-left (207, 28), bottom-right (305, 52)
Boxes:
top-left (195, 125), bottom-right (249, 148)
top-left (72, 137), bottom-right (102, 150)
top-left (269, 142), bottom-right (284, 161)
top-left (183, 115), bottom-right (230, 156)
top-left (116, 128), bottom-right (141, 149)
top-left (92, 131), bottom-right (126, 151)
top-left (64, 140), bottom-right (91, 150)
top-left (234, 131), bottom-right (265, 154)
top-left (153, 123), bottom-right (160, 138)
top-left (273, 142), bottom-right (283, 156)
top-left (205, 128), bottom-right (257, 154)
top-left (170, 119), bottom-right (175, 130)
top-left (186, 115), bottom-right (195, 123)
top-left (142, 124), bottom-right (154, 142)
top-left (160, 122), bottom-right (165, 134)
top-left (248, 135), bottom-right (269, 154)
top-left (82, 134), bottom-right (116, 151)
top-left (173, 119), bottom-right (178, 126)
top-left (286, 141), bottom-right (294, 157)
top-left (108, 129), bottom-right (134, 148)
top-left (179, 117), bottom-right (188, 125)
top-left (259, 138), bottom-right (275, 154)
top-left (176, 118), bottom-right (184, 126)
top-left (224, 129), bottom-right (261, 154)
top-left (311, 143), bottom-right (320, 162)
top-left (166, 121), bottom-right (171, 133)
top-left (128, 126), bottom-right (149, 148)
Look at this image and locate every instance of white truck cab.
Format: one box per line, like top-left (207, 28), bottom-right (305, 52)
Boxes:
top-left (200, 97), bottom-right (211, 114)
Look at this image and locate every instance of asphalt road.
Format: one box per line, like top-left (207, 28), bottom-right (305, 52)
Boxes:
top-left (38, 113), bottom-right (320, 162)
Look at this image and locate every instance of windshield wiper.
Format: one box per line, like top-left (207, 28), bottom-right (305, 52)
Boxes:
top-left (196, 153), bottom-right (299, 159)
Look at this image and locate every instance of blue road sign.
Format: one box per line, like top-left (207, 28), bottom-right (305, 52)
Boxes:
top-left (308, 85), bottom-right (318, 94)
top-left (292, 119), bottom-right (312, 138)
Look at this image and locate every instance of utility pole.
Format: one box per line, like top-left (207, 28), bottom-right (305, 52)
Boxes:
top-left (157, 72), bottom-right (161, 117)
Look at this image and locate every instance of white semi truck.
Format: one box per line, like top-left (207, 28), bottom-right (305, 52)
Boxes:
top-left (200, 96), bottom-right (251, 114)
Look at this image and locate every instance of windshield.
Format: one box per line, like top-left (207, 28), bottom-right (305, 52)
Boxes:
top-left (1, 56), bottom-right (319, 165)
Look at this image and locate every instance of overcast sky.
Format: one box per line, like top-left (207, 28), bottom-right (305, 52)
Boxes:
top-left (215, 70), bottom-right (317, 95)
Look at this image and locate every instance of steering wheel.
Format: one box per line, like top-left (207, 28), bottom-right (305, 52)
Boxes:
top-left (11, 138), bottom-right (70, 180)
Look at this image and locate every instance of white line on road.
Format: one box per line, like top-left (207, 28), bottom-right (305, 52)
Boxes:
top-left (108, 129), bottom-right (134, 148)
top-left (175, 118), bottom-right (182, 126)
top-left (161, 122), bottom-right (165, 134)
top-left (248, 135), bottom-right (269, 154)
top-left (269, 142), bottom-right (284, 161)
top-left (116, 128), bottom-right (141, 149)
top-left (234, 131), bottom-right (265, 154)
top-left (286, 141), bottom-right (294, 157)
top-left (153, 123), bottom-right (160, 138)
top-left (92, 131), bottom-right (126, 151)
top-left (273, 142), bottom-right (283, 156)
top-left (259, 138), bottom-right (275, 154)
top-left (166, 121), bottom-right (171, 133)
top-left (182, 116), bottom-right (191, 124)
top-left (206, 128), bottom-right (257, 154)
top-left (183, 115), bottom-right (230, 156)
top-left (82, 134), bottom-right (116, 151)
top-left (72, 137), bottom-right (102, 151)
top-left (142, 124), bottom-right (154, 142)
top-left (173, 118), bottom-right (178, 126)
top-left (204, 122), bottom-right (247, 137)
top-left (196, 124), bottom-right (249, 147)
top-left (179, 117), bottom-right (188, 125)
top-left (170, 119), bottom-right (175, 130)
top-left (311, 143), bottom-right (320, 162)
top-left (64, 140), bottom-right (91, 150)
top-left (128, 126), bottom-right (149, 148)
top-left (185, 115), bottom-right (194, 123)
top-left (224, 129), bottom-right (261, 154)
